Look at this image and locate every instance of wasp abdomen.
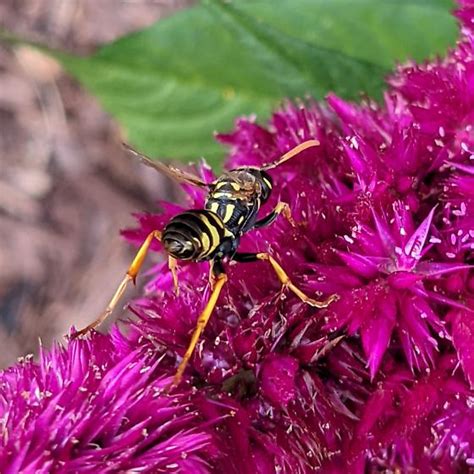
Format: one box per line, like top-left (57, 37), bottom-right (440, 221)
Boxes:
top-left (162, 210), bottom-right (225, 261)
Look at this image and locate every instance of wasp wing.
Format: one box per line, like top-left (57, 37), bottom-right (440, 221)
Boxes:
top-left (123, 143), bottom-right (209, 189)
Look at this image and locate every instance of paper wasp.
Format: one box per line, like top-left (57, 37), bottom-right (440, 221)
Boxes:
top-left (71, 140), bottom-right (338, 390)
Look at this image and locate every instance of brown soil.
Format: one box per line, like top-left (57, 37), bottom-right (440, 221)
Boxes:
top-left (0, 0), bottom-right (191, 367)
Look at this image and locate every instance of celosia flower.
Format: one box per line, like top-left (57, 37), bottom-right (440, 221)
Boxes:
top-left (0, 332), bottom-right (214, 472)
top-left (2, 1), bottom-right (474, 472)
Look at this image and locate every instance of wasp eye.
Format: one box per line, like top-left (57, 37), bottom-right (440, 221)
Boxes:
top-left (260, 171), bottom-right (273, 202)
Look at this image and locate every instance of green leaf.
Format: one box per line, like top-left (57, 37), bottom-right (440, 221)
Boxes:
top-left (49, 0), bottom-right (457, 166)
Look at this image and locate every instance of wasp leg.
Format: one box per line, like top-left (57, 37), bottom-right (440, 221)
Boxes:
top-left (233, 252), bottom-right (338, 308)
top-left (208, 261), bottom-right (216, 290)
top-left (167, 263), bottom-right (227, 392)
top-left (70, 230), bottom-right (162, 339)
top-left (254, 201), bottom-right (295, 229)
top-left (168, 256), bottom-right (179, 295)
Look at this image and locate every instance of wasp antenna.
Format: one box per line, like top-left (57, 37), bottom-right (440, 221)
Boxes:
top-left (261, 139), bottom-right (320, 171)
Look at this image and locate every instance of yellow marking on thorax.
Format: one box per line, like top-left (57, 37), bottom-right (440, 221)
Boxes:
top-left (212, 192), bottom-right (234, 199)
top-left (215, 181), bottom-right (240, 190)
top-left (214, 181), bottom-right (241, 193)
top-left (222, 203), bottom-right (235, 223)
top-left (209, 202), bottom-right (220, 214)
top-left (263, 177), bottom-right (272, 189)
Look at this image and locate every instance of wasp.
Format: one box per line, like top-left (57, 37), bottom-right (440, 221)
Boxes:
top-left (72, 140), bottom-right (338, 390)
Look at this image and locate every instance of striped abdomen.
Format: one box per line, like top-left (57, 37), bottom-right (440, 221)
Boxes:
top-left (162, 210), bottom-right (226, 261)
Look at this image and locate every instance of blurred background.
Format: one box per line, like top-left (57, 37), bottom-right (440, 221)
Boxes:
top-left (0, 1), bottom-right (457, 370)
top-left (0, 0), bottom-right (191, 368)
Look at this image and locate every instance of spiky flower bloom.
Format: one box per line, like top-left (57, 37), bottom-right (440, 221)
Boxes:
top-left (2, 1), bottom-right (474, 472)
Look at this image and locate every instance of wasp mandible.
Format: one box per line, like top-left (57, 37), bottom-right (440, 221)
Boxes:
top-left (71, 140), bottom-right (338, 390)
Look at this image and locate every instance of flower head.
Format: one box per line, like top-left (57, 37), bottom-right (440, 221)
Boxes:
top-left (2, 1), bottom-right (474, 472)
top-left (0, 333), bottom-right (214, 472)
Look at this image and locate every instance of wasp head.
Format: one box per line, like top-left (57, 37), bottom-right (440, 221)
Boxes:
top-left (219, 168), bottom-right (273, 202)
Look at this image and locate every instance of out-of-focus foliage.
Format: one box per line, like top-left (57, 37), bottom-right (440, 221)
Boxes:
top-left (40, 0), bottom-right (457, 166)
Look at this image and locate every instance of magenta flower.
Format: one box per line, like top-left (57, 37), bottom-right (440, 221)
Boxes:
top-left (0, 332), bottom-right (214, 472)
top-left (2, 1), bottom-right (474, 472)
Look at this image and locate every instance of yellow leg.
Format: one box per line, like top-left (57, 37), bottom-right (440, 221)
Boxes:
top-left (254, 201), bottom-right (296, 229)
top-left (168, 256), bottom-right (179, 295)
top-left (208, 261), bottom-right (217, 290)
top-left (167, 272), bottom-right (228, 391)
top-left (275, 202), bottom-right (296, 227)
top-left (70, 230), bottom-right (162, 339)
top-left (256, 253), bottom-right (338, 308)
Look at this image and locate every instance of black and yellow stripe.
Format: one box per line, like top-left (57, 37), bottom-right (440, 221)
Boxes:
top-left (162, 210), bottom-right (226, 261)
